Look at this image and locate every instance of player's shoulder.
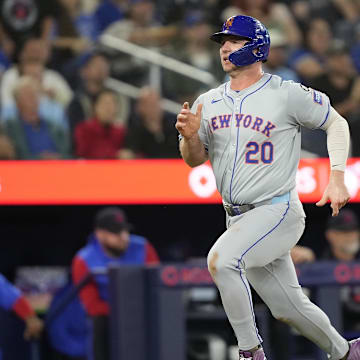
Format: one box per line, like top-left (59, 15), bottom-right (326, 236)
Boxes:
top-left (280, 78), bottom-right (325, 94)
top-left (76, 235), bottom-right (101, 262)
top-left (193, 83), bottom-right (226, 106)
top-left (282, 79), bottom-right (328, 106)
top-left (264, 74), bottom-right (298, 91)
top-left (76, 243), bottom-right (94, 261)
top-left (129, 234), bottom-right (146, 246)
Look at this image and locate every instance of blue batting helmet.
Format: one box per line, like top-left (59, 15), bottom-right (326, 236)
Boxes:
top-left (210, 15), bottom-right (270, 67)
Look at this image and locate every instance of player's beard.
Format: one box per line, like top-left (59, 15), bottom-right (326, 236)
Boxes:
top-left (103, 244), bottom-right (126, 257)
top-left (226, 65), bottom-right (244, 78)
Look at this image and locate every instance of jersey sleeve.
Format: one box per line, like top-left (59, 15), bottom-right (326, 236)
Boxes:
top-left (145, 241), bottom-right (160, 265)
top-left (12, 296), bottom-right (35, 320)
top-left (190, 95), bottom-right (210, 151)
top-left (287, 82), bottom-right (330, 129)
top-left (72, 256), bottom-right (109, 316)
top-left (0, 274), bottom-right (22, 310)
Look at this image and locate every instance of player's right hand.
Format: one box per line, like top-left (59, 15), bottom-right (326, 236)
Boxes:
top-left (175, 102), bottom-right (203, 140)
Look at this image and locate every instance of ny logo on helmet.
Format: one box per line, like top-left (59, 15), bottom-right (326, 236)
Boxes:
top-left (225, 17), bottom-right (235, 29)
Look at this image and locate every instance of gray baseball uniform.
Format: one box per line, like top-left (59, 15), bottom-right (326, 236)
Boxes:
top-left (192, 73), bottom-right (349, 359)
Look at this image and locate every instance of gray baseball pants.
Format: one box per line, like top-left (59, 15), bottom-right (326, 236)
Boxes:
top-left (207, 193), bottom-right (349, 359)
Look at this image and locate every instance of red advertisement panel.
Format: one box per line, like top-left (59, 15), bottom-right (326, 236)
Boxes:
top-left (0, 159), bottom-right (359, 205)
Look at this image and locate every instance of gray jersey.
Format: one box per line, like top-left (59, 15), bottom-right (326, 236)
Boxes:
top-left (192, 73), bottom-right (330, 205)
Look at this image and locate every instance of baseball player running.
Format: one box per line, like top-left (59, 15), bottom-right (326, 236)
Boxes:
top-left (176, 15), bottom-right (357, 360)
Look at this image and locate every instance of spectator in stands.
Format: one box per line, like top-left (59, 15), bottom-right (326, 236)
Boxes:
top-left (220, 0), bottom-right (302, 46)
top-left (292, 209), bottom-right (360, 333)
top-left (74, 89), bottom-right (126, 159)
top-left (1, 64), bottom-right (70, 131)
top-left (72, 207), bottom-right (159, 360)
top-left (301, 40), bottom-right (358, 159)
top-left (0, 273), bottom-right (44, 342)
top-left (163, 10), bottom-right (222, 105)
top-left (104, 0), bottom-right (177, 46)
top-left (93, 0), bottom-right (128, 35)
top-left (50, 0), bottom-right (93, 74)
top-left (263, 29), bottom-right (300, 82)
top-left (120, 87), bottom-right (180, 159)
top-left (156, 0), bottom-right (219, 27)
top-left (58, 0), bottom-right (98, 42)
top-left (0, 49), bottom-right (10, 78)
top-left (290, 0), bottom-right (360, 37)
top-left (67, 52), bottom-right (110, 132)
top-left (0, 126), bottom-right (15, 160)
top-left (1, 38), bottom-right (73, 107)
top-left (308, 40), bottom-right (360, 119)
top-left (0, 0), bottom-right (57, 61)
top-left (4, 76), bottom-right (70, 160)
top-left (102, 0), bottom-right (177, 86)
top-left (289, 18), bottom-right (332, 81)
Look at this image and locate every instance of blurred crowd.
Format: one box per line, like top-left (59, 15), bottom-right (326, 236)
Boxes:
top-left (0, 0), bottom-right (359, 160)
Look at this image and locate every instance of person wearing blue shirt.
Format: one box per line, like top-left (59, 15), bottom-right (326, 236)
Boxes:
top-left (72, 207), bottom-right (159, 360)
top-left (0, 273), bottom-right (44, 360)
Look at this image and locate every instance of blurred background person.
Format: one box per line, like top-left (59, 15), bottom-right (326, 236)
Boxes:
top-left (263, 29), bottom-right (300, 81)
top-left (220, 0), bottom-right (302, 46)
top-left (323, 209), bottom-right (360, 262)
top-left (72, 207), bottom-right (159, 360)
top-left (119, 87), bottom-right (179, 159)
top-left (50, 0), bottom-right (93, 72)
top-left (46, 278), bottom-right (87, 360)
top-left (67, 51), bottom-right (130, 133)
top-left (0, 273), bottom-right (44, 343)
top-left (67, 52), bottom-right (109, 132)
top-left (308, 40), bottom-right (360, 120)
top-left (101, 0), bottom-right (178, 87)
top-left (74, 89), bottom-right (126, 159)
top-left (0, 0), bottom-right (56, 61)
top-left (4, 76), bottom-right (70, 160)
top-left (290, 245), bottom-right (316, 265)
top-left (162, 10), bottom-right (222, 105)
top-left (289, 18), bottom-right (333, 82)
top-left (93, 0), bottom-right (129, 36)
top-left (307, 40), bottom-right (360, 158)
top-left (291, 209), bottom-right (360, 336)
top-left (0, 126), bottom-right (15, 160)
top-left (1, 37), bottom-right (73, 107)
top-left (1, 59), bottom-right (69, 132)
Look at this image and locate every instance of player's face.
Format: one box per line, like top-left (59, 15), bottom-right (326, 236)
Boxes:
top-left (219, 36), bottom-right (248, 73)
top-left (327, 230), bottom-right (360, 257)
top-left (97, 229), bottom-right (130, 257)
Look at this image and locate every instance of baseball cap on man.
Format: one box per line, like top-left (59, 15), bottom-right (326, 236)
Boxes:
top-left (326, 209), bottom-right (359, 231)
top-left (95, 207), bottom-right (132, 234)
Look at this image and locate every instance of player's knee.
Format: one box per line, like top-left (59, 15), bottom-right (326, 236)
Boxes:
top-left (270, 307), bottom-right (293, 325)
top-left (207, 251), bottom-right (236, 281)
top-left (207, 251), bottom-right (219, 279)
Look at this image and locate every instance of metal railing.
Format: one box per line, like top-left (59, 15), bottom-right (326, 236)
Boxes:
top-left (100, 34), bottom-right (220, 114)
top-left (105, 77), bottom-right (182, 115)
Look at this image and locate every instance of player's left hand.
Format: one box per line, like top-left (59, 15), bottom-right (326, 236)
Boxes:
top-left (23, 315), bottom-right (44, 340)
top-left (316, 170), bottom-right (350, 216)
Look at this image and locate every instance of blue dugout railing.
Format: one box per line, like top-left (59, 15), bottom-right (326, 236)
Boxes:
top-left (108, 261), bottom-right (360, 360)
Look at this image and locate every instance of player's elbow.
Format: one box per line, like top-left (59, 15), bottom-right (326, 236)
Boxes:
top-left (184, 157), bottom-right (207, 168)
top-left (180, 149), bottom-right (208, 167)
